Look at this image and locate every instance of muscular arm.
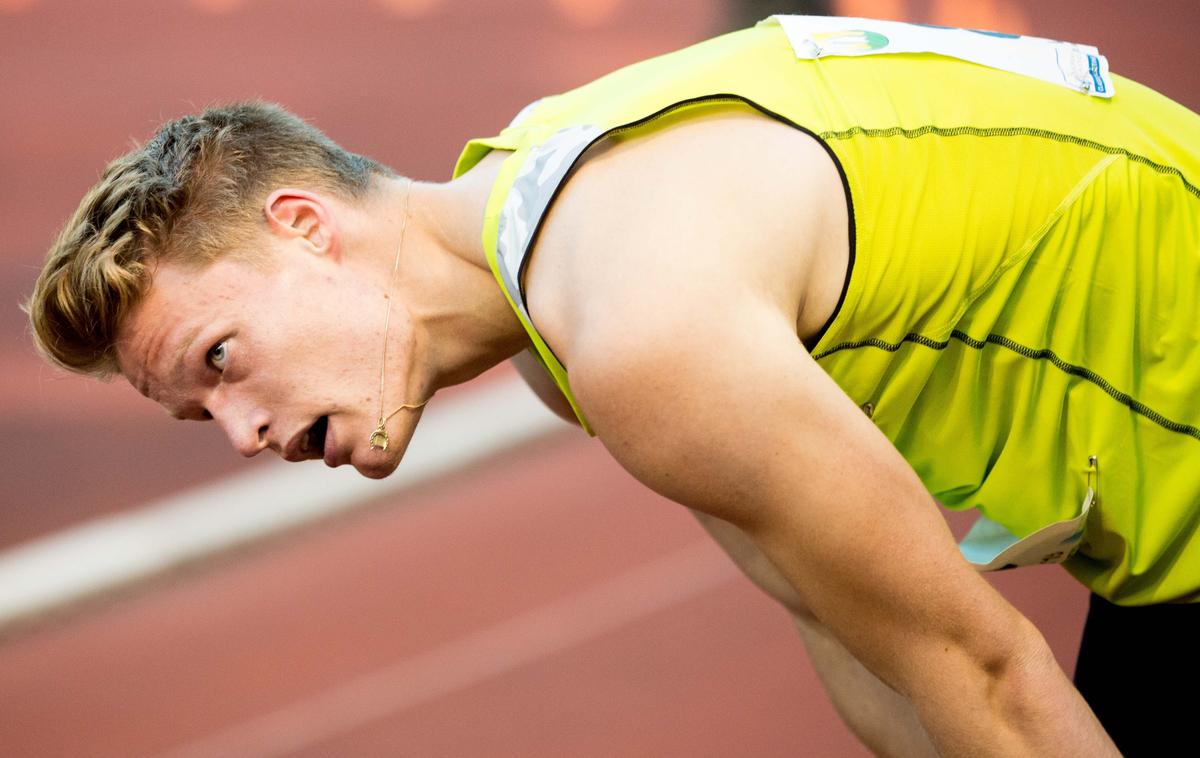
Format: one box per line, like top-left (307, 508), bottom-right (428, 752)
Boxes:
top-left (520, 315), bottom-right (936, 753)
top-left (529, 105), bottom-right (1116, 756)
top-left (573, 300), bottom-right (1114, 757)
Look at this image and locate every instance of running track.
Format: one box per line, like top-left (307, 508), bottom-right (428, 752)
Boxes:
top-left (2, 1), bottom-right (1197, 755)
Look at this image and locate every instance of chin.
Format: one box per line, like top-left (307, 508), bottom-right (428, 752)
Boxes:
top-left (353, 455), bottom-right (401, 480)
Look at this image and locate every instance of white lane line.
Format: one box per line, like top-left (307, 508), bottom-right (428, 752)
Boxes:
top-left (0, 378), bottom-right (563, 629)
top-left (156, 540), bottom-right (738, 758)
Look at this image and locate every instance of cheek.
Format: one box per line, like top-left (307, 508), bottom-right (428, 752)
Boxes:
top-left (269, 269), bottom-right (386, 404)
top-left (300, 301), bottom-right (376, 393)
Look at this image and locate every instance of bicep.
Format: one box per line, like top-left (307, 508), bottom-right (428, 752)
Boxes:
top-left (572, 302), bottom-right (1029, 700)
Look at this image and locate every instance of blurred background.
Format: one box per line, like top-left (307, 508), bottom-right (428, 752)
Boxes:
top-left (1, 1), bottom-right (1196, 755)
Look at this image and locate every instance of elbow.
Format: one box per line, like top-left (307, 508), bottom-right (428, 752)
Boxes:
top-left (949, 613), bottom-right (1061, 723)
top-left (906, 615), bottom-right (1072, 753)
top-left (984, 618), bottom-right (1067, 727)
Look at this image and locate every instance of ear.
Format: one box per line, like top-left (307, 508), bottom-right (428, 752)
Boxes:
top-left (262, 189), bottom-right (342, 261)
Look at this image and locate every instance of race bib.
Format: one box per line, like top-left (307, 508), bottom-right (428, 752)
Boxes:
top-left (958, 488), bottom-right (1094, 571)
top-left (769, 15), bottom-right (1114, 98)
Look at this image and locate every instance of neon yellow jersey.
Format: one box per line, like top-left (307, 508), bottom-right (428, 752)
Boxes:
top-left (453, 18), bottom-right (1200, 605)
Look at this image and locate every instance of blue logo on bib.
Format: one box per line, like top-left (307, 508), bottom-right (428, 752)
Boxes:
top-left (1087, 55), bottom-right (1107, 94)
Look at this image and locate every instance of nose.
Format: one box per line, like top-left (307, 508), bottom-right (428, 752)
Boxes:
top-left (207, 398), bottom-right (270, 458)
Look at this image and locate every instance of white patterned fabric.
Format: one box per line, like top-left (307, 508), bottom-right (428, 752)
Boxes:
top-left (495, 124), bottom-right (603, 320)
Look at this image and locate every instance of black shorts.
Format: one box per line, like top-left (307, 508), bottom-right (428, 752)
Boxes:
top-left (1073, 593), bottom-right (1199, 756)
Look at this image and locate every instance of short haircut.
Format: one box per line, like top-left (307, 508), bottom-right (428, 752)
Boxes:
top-left (24, 100), bottom-right (393, 378)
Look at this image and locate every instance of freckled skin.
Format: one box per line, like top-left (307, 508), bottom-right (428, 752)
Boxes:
top-left (113, 166), bottom-right (528, 480)
top-left (116, 228), bottom-right (423, 479)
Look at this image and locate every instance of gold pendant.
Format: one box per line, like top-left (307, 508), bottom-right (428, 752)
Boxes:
top-left (369, 424), bottom-right (389, 451)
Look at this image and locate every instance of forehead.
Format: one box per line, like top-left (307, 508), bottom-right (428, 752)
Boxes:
top-left (115, 259), bottom-right (260, 403)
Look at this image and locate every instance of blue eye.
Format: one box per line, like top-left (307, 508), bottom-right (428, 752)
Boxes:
top-left (207, 340), bottom-right (228, 372)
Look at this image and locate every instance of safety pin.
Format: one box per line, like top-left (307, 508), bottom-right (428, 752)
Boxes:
top-left (1086, 455), bottom-right (1098, 505)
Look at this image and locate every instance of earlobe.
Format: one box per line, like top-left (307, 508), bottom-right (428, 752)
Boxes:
top-left (263, 189), bottom-right (341, 260)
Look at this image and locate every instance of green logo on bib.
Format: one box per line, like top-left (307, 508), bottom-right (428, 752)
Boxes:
top-left (812, 29), bottom-right (890, 53)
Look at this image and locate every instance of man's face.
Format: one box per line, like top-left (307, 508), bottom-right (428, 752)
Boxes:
top-left (116, 239), bottom-right (414, 479)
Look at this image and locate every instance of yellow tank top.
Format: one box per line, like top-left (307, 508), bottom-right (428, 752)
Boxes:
top-left (453, 18), bottom-right (1200, 605)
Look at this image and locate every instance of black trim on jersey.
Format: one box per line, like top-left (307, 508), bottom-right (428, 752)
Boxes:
top-left (820, 124), bottom-right (1200, 200)
top-left (813, 329), bottom-right (1200, 442)
top-left (511, 93), bottom-right (858, 355)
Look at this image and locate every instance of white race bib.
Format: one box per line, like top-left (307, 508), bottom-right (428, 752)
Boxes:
top-left (768, 15), bottom-right (1114, 98)
top-left (959, 488), bottom-right (1094, 571)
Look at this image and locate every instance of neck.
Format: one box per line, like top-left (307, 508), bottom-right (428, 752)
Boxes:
top-left (373, 159), bottom-right (529, 398)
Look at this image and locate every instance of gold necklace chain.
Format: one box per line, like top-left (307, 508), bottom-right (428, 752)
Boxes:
top-left (368, 180), bottom-right (428, 452)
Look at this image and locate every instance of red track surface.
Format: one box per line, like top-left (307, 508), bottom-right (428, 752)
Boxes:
top-left (1, 429), bottom-right (1089, 757)
top-left (2, 1), bottom-right (1196, 755)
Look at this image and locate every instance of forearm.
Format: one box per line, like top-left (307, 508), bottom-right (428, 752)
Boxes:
top-left (905, 618), bottom-right (1118, 758)
top-left (744, 508), bottom-right (1117, 757)
top-left (793, 612), bottom-right (937, 758)
top-left (795, 609), bottom-right (1117, 758)
top-left (685, 507), bottom-right (1111, 756)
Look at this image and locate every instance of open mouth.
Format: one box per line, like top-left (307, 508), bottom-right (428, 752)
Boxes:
top-left (301, 416), bottom-right (329, 458)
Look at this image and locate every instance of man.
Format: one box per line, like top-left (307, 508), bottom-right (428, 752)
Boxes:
top-left (26, 15), bottom-right (1198, 757)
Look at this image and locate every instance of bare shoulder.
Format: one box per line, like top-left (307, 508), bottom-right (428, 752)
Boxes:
top-left (524, 100), bottom-right (849, 373)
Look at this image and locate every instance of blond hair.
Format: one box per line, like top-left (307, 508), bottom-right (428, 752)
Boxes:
top-left (24, 101), bottom-right (392, 377)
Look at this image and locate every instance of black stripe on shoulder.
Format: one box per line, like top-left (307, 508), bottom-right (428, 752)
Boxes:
top-left (513, 93), bottom-right (858, 354)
